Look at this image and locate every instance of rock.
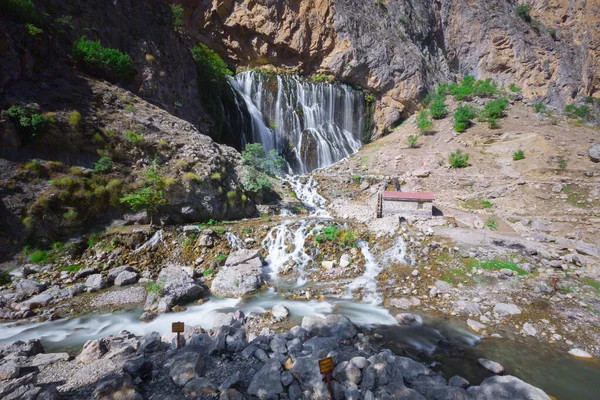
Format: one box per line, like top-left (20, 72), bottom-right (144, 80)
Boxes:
top-left (522, 322), bottom-right (537, 337)
top-left (91, 286), bottom-right (147, 308)
top-left (210, 257), bottom-right (265, 298)
top-left (77, 338), bottom-right (108, 363)
top-left (413, 168), bottom-right (430, 178)
top-left (389, 297), bottom-right (420, 309)
top-left (107, 265), bottom-right (135, 283)
top-left (220, 389), bottom-right (244, 400)
top-left (301, 314), bottom-right (357, 340)
top-left (224, 249), bottom-right (262, 267)
top-left (589, 144), bottom-right (600, 162)
top-left (183, 225), bottom-right (201, 233)
top-left (478, 358), bottom-right (504, 374)
top-left (183, 377), bottom-right (218, 398)
top-left (575, 241), bottom-right (600, 258)
top-left (247, 359), bottom-right (283, 399)
top-left (339, 254), bottom-right (351, 268)
top-left (115, 271), bottom-right (138, 286)
top-left (333, 360), bottom-right (362, 384)
top-left (281, 371), bottom-right (294, 386)
top-left (449, 375), bottom-right (470, 388)
top-left (137, 332), bottom-right (164, 355)
top-left (0, 339), bottom-right (44, 358)
top-left (145, 265), bottom-right (204, 313)
top-left (213, 312), bottom-right (235, 329)
top-left (467, 375), bottom-right (551, 399)
top-left (218, 371), bottom-right (241, 391)
top-left (322, 261), bottom-right (336, 270)
top-left (568, 348), bottom-right (593, 358)
top-left (85, 274), bottom-right (106, 291)
top-left (30, 352), bottom-right (69, 367)
top-left (551, 183), bottom-right (563, 193)
top-left (0, 360), bottom-right (20, 380)
top-left (271, 304), bottom-right (289, 319)
top-left (493, 303), bottom-right (521, 317)
top-left (169, 351), bottom-right (206, 387)
top-left (91, 373), bottom-right (142, 400)
top-left (74, 267), bottom-right (98, 280)
top-left (14, 279), bottom-right (46, 299)
top-left (467, 319), bottom-right (486, 333)
top-left (123, 356), bottom-right (152, 379)
top-left (396, 313), bottom-right (417, 325)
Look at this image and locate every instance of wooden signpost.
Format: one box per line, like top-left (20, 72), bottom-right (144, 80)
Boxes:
top-left (172, 321), bottom-right (184, 349)
top-left (319, 357), bottom-right (335, 399)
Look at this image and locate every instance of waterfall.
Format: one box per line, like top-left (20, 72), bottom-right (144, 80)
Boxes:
top-left (229, 71), bottom-right (366, 173)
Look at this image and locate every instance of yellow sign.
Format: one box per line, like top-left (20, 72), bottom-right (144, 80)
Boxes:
top-left (172, 322), bottom-right (184, 333)
top-left (319, 357), bottom-right (334, 374)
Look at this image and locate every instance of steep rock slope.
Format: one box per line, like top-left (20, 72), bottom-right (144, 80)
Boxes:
top-left (186, 0), bottom-right (599, 134)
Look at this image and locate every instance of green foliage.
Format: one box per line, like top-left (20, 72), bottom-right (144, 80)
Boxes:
top-left (210, 172), bottom-right (222, 181)
top-left (6, 105), bottom-right (49, 140)
top-left (123, 130), bottom-right (143, 143)
top-left (215, 254), bottom-right (227, 264)
top-left (314, 225), bottom-right (357, 248)
top-left (485, 217), bottom-right (498, 230)
top-left (477, 259), bottom-right (528, 275)
top-left (453, 104), bottom-right (476, 132)
top-left (558, 156), bottom-right (567, 170)
top-left (1, 0), bottom-right (39, 23)
top-left (515, 5), bottom-right (531, 21)
top-left (440, 76), bottom-right (498, 101)
top-left (120, 161), bottom-right (168, 218)
top-left (241, 143), bottom-right (286, 176)
top-left (583, 277), bottom-right (600, 291)
top-left (93, 156), bottom-right (113, 173)
top-left (170, 3), bottom-right (184, 27)
top-left (482, 98), bottom-right (509, 120)
top-left (548, 28), bottom-right (557, 38)
top-left (534, 103), bottom-right (547, 113)
top-left (68, 110), bottom-right (82, 128)
top-left (23, 159), bottom-right (44, 174)
top-left (481, 200), bottom-right (493, 208)
top-left (26, 23), bottom-right (42, 36)
top-left (203, 268), bottom-right (214, 276)
top-left (59, 264), bottom-right (83, 272)
top-left (72, 36), bottom-right (133, 77)
top-left (29, 250), bottom-right (50, 264)
top-left (226, 190), bottom-right (238, 205)
top-left (365, 94), bottom-right (374, 104)
top-left (416, 109), bottom-right (433, 133)
top-left (513, 150), bottom-right (525, 161)
top-left (63, 209), bottom-right (78, 223)
top-left (564, 104), bottom-right (591, 121)
top-left (449, 149), bottom-right (469, 168)
top-left (508, 83), bottom-right (521, 93)
top-left (145, 279), bottom-right (165, 295)
top-left (530, 18), bottom-right (541, 33)
top-left (406, 134), bottom-right (419, 148)
top-left (191, 43), bottom-right (232, 84)
top-left (183, 172), bottom-right (201, 183)
top-left (312, 75), bottom-right (333, 83)
top-left (429, 95), bottom-right (447, 119)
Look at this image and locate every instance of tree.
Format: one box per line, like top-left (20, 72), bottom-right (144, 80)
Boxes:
top-left (240, 143), bottom-right (286, 197)
top-left (120, 161), bottom-right (168, 224)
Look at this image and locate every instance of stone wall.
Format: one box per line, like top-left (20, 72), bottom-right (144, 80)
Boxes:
top-left (383, 200), bottom-right (433, 217)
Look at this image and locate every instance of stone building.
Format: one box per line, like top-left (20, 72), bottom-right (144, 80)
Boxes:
top-left (380, 191), bottom-right (434, 217)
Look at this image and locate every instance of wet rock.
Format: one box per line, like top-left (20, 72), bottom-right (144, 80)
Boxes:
top-left (169, 351), bottom-right (206, 387)
top-left (76, 338), bottom-right (108, 363)
top-left (115, 271), bottom-right (138, 286)
top-left (568, 348), bottom-right (593, 358)
top-left (183, 377), bottom-right (218, 398)
top-left (467, 375), bottom-right (551, 399)
top-left (493, 303), bottom-right (521, 317)
top-left (0, 360), bottom-right (20, 380)
top-left (85, 274), bottom-right (106, 291)
top-left (449, 375), bottom-right (470, 388)
top-left (396, 313), bottom-right (417, 325)
top-left (0, 339), bottom-right (44, 358)
top-left (478, 358), bottom-right (504, 374)
top-left (247, 359), bottom-right (283, 399)
top-left (146, 265), bottom-right (204, 313)
top-left (301, 314), bottom-right (357, 340)
top-left (91, 373), bottom-right (142, 400)
top-left (522, 323), bottom-right (537, 337)
top-left (213, 312), bottom-right (235, 329)
top-left (271, 304), bottom-right (289, 319)
top-left (467, 319), bottom-right (486, 333)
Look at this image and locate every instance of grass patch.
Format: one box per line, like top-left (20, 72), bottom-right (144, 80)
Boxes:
top-left (314, 225), bottom-right (358, 248)
top-left (72, 36), bottom-right (133, 78)
top-left (59, 264), bottom-right (83, 272)
top-left (582, 278), bottom-right (600, 291)
top-left (29, 250), bottom-right (50, 264)
top-left (513, 149), bottom-right (525, 161)
top-left (475, 259), bottom-right (528, 276)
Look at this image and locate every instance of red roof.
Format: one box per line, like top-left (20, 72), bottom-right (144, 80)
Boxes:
top-left (383, 191), bottom-right (435, 201)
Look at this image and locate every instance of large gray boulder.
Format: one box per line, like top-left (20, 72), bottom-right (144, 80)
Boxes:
top-left (169, 351), bottom-right (206, 387)
top-left (493, 303), bottom-right (521, 317)
top-left (144, 265), bottom-right (203, 313)
top-left (467, 375), bottom-right (551, 399)
top-left (247, 359), bottom-right (283, 399)
top-left (211, 250), bottom-right (265, 297)
top-left (14, 279), bottom-right (46, 300)
top-left (301, 314), bottom-right (357, 340)
top-left (107, 265), bottom-right (135, 283)
top-left (85, 274), bottom-right (106, 291)
top-left (114, 271), bottom-right (138, 286)
top-left (589, 144), bottom-right (600, 162)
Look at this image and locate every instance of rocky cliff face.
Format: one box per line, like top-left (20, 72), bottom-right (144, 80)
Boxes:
top-left (186, 0), bottom-right (599, 135)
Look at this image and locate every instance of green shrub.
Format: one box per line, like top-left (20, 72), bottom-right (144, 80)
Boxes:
top-left (123, 130), bottom-right (142, 143)
top-left (558, 156), bottom-right (567, 170)
top-left (94, 156), bottom-right (113, 173)
top-left (183, 172), bottom-right (201, 183)
top-left (515, 5), bottom-right (531, 21)
top-left (29, 250), bottom-right (50, 264)
top-left (416, 109), bottom-right (433, 133)
top-left (170, 3), bottom-right (184, 27)
top-left (315, 225), bottom-right (357, 247)
top-left (530, 18), bottom-right (541, 32)
top-left (67, 110), bottom-right (82, 127)
top-left (564, 104), bottom-right (591, 121)
top-left (22, 216), bottom-right (35, 231)
top-left (548, 28), bottom-right (557, 39)
top-left (210, 172), bottom-right (222, 181)
top-left (120, 161), bottom-right (169, 223)
top-left (508, 83), bottom-right (521, 93)
top-left (429, 95), bottom-right (447, 119)
top-left (1, 0), bottom-right (39, 23)
top-left (486, 217), bottom-right (498, 230)
top-left (482, 98), bottom-right (509, 120)
top-left (59, 264), bottom-right (83, 272)
top-left (453, 104), bottom-right (476, 132)
top-left (449, 149), bottom-right (469, 168)
top-left (406, 134), bottom-right (419, 148)
top-left (72, 36), bottom-right (133, 77)
top-left (441, 76), bottom-right (498, 101)
top-left (23, 159), bottom-right (43, 173)
top-left (203, 268), bottom-right (213, 276)
top-left (6, 105), bottom-right (49, 139)
top-left (226, 190), bottom-right (238, 204)
top-left (481, 200), bottom-right (493, 208)
top-left (26, 23), bottom-right (42, 36)
top-left (488, 117), bottom-right (500, 129)
top-left (191, 43), bottom-right (232, 84)
top-left (513, 150), bottom-right (525, 161)
top-left (534, 103), bottom-right (547, 113)
top-left (312, 75), bottom-right (333, 83)
top-left (63, 209), bottom-right (79, 223)
top-left (241, 143), bottom-right (286, 176)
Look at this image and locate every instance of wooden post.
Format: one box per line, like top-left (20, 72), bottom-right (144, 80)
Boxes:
top-left (172, 321), bottom-right (184, 349)
top-left (319, 357), bottom-right (335, 399)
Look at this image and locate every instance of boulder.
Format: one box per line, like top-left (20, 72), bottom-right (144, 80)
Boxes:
top-left (467, 375), bottom-right (551, 399)
top-left (77, 339), bottom-right (108, 363)
top-left (145, 265), bottom-right (204, 313)
top-left (85, 274), bottom-right (106, 291)
top-left (449, 375), bottom-right (470, 388)
top-left (169, 351), bottom-right (206, 387)
top-left (115, 271), bottom-right (138, 286)
top-left (396, 313), bottom-right (417, 325)
top-left (107, 265), bottom-right (135, 283)
top-left (271, 304), bottom-right (289, 319)
top-left (211, 257), bottom-right (265, 298)
top-left (589, 144), bottom-right (600, 162)
top-left (568, 348), bottom-right (593, 358)
top-left (74, 267), bottom-right (97, 280)
top-left (30, 353), bottom-right (70, 367)
top-left (493, 303), bottom-right (521, 317)
top-left (91, 373), bottom-right (142, 400)
top-left (467, 319), bottom-right (487, 333)
top-left (301, 314), bottom-right (357, 340)
top-left (0, 339), bottom-right (44, 358)
top-left (0, 360), bottom-right (20, 380)
top-left (478, 358), bottom-right (504, 374)
top-left (14, 279), bottom-right (46, 299)
top-left (247, 359), bottom-right (283, 399)
top-left (224, 249), bottom-right (262, 267)
top-left (183, 377), bottom-right (218, 398)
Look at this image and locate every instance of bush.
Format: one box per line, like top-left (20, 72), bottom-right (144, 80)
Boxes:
top-left (508, 83), bottom-right (521, 93)
top-left (513, 150), bottom-right (525, 161)
top-left (183, 172), bottom-right (201, 183)
top-left (482, 98), bottom-right (509, 120)
top-left (449, 149), bottom-right (469, 168)
top-left (440, 76), bottom-right (498, 101)
top-left (94, 156), bottom-right (113, 173)
top-left (120, 161), bottom-right (169, 223)
top-left (210, 172), bottom-right (222, 181)
top-left (241, 143), bottom-right (286, 176)
top-left (123, 130), bottom-right (143, 143)
top-left (534, 103), bottom-right (547, 113)
top-left (429, 95), bottom-right (447, 119)
top-left (453, 104), bottom-right (476, 132)
top-left (29, 250), bottom-right (50, 264)
top-left (6, 105), bottom-right (49, 139)
top-left (564, 104), bottom-right (591, 121)
top-left (170, 3), bottom-right (184, 27)
top-left (68, 111), bottom-right (82, 128)
top-left (530, 18), bottom-right (541, 32)
top-left (406, 134), bottom-right (419, 148)
top-left (515, 5), bottom-right (531, 21)
top-left (558, 156), bottom-right (567, 170)
top-left (26, 23), bottom-right (42, 36)
top-left (63, 209), bottom-right (78, 224)
top-left (416, 109), bottom-right (433, 133)
top-left (486, 217), bottom-right (498, 230)
top-left (72, 36), bottom-right (133, 77)
top-left (191, 43), bottom-right (232, 84)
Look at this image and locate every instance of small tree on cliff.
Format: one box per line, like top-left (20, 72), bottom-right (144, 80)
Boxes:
top-left (240, 143), bottom-right (286, 197)
top-left (120, 160), bottom-right (168, 225)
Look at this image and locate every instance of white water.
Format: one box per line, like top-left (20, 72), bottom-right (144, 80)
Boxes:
top-left (230, 71), bottom-right (365, 173)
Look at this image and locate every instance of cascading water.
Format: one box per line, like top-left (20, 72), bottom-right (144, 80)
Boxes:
top-left (230, 71), bottom-right (366, 173)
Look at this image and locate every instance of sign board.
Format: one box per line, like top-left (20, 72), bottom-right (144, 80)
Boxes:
top-left (172, 322), bottom-right (184, 333)
top-left (319, 357), bottom-right (334, 374)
